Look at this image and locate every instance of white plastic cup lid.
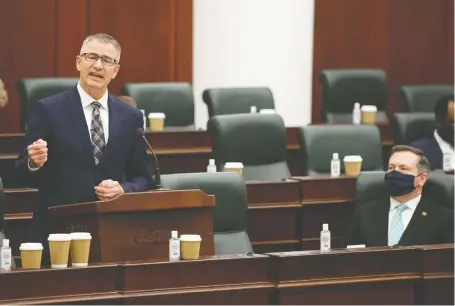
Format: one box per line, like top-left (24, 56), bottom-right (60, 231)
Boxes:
top-left (360, 105), bottom-right (377, 112)
top-left (343, 155), bottom-right (363, 162)
top-left (259, 109), bottom-right (276, 114)
top-left (148, 112), bottom-right (166, 119)
top-left (69, 232), bottom-right (92, 240)
top-left (179, 234), bottom-right (202, 242)
top-left (20, 243), bottom-right (43, 251)
top-left (48, 233), bottom-right (71, 241)
top-left (224, 162), bottom-right (244, 169)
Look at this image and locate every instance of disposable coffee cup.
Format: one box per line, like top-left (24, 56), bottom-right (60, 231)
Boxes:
top-left (361, 105), bottom-right (377, 124)
top-left (48, 234), bottom-right (71, 269)
top-left (148, 113), bottom-right (166, 131)
top-left (259, 109), bottom-right (276, 114)
top-left (20, 243), bottom-right (43, 269)
top-left (223, 162), bottom-right (244, 175)
top-left (343, 155), bottom-right (363, 177)
top-left (179, 234), bottom-right (202, 260)
top-left (70, 232), bottom-right (92, 267)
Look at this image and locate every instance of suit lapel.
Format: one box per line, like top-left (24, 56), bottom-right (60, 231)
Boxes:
top-left (63, 87), bottom-right (95, 165)
top-left (399, 197), bottom-right (429, 245)
top-left (98, 95), bottom-right (123, 165)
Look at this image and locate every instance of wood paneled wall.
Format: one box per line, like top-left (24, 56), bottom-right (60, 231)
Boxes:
top-left (0, 0), bottom-right (192, 132)
top-left (312, 0), bottom-right (454, 122)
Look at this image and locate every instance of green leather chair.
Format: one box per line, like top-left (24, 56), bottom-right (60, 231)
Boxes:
top-left (298, 125), bottom-right (384, 175)
top-left (319, 69), bottom-right (388, 123)
top-left (18, 77), bottom-right (79, 132)
top-left (203, 87), bottom-right (275, 118)
top-left (161, 172), bottom-right (253, 255)
top-left (121, 82), bottom-right (194, 127)
top-left (398, 85), bottom-right (454, 113)
top-left (355, 171), bottom-right (454, 210)
top-left (390, 113), bottom-right (435, 145)
top-left (207, 113), bottom-right (290, 181)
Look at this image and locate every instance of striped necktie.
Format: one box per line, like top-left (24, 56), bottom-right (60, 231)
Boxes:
top-left (90, 101), bottom-right (105, 165)
top-left (388, 204), bottom-right (408, 246)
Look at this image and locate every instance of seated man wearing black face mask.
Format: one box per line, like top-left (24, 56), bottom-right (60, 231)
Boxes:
top-left (343, 145), bottom-right (454, 247)
top-left (410, 95), bottom-right (454, 170)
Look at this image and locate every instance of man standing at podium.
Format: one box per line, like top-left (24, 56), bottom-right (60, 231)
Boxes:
top-left (15, 34), bottom-right (153, 259)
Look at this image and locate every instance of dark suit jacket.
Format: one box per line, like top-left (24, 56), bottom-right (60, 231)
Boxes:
top-left (410, 136), bottom-right (443, 170)
top-left (15, 87), bottom-right (153, 243)
top-left (343, 195), bottom-right (454, 247)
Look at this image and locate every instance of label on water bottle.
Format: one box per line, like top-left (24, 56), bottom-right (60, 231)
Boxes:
top-left (331, 160), bottom-right (340, 177)
top-left (1, 249), bottom-right (11, 271)
top-left (320, 232), bottom-right (331, 253)
top-left (443, 153), bottom-right (453, 171)
top-left (169, 240), bottom-right (180, 261)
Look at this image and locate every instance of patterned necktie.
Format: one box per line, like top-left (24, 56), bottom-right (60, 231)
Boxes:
top-left (388, 204), bottom-right (409, 246)
top-left (90, 101), bottom-right (105, 165)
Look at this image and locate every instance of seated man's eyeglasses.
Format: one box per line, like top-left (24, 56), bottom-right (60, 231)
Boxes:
top-left (80, 53), bottom-right (118, 66)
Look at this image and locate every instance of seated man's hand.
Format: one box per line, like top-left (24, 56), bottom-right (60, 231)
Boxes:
top-left (95, 179), bottom-right (124, 201)
top-left (0, 78), bottom-right (8, 108)
top-left (27, 139), bottom-right (48, 169)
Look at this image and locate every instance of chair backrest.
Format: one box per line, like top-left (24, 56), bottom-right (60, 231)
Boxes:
top-left (207, 113), bottom-right (290, 181)
top-left (160, 172), bottom-right (253, 255)
top-left (0, 176), bottom-right (3, 232)
top-left (398, 85), bottom-right (454, 113)
top-left (202, 87), bottom-right (275, 118)
top-left (355, 171), bottom-right (454, 210)
top-left (18, 77), bottom-right (79, 132)
top-left (390, 113), bottom-right (435, 145)
top-left (121, 82), bottom-right (194, 127)
top-left (319, 69), bottom-right (387, 123)
top-left (298, 125), bottom-right (384, 175)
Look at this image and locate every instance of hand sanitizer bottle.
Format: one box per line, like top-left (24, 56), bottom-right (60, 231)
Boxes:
top-left (331, 153), bottom-right (340, 177)
top-left (169, 231), bottom-right (180, 261)
top-left (140, 109), bottom-right (146, 131)
top-left (320, 224), bottom-right (331, 253)
top-left (353, 102), bottom-right (361, 124)
top-left (0, 239), bottom-right (12, 271)
top-left (207, 159), bottom-right (217, 173)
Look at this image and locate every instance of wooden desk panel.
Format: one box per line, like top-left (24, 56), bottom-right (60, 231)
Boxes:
top-left (266, 247), bottom-right (420, 305)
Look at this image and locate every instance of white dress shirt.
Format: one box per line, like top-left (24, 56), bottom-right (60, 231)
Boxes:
top-left (77, 82), bottom-right (110, 143)
top-left (388, 194), bottom-right (421, 235)
top-left (434, 129), bottom-right (454, 170)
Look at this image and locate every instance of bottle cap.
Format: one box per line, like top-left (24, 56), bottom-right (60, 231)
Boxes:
top-left (171, 231), bottom-right (178, 238)
top-left (209, 159), bottom-right (215, 166)
top-left (332, 153), bottom-right (339, 160)
top-left (354, 102), bottom-right (360, 108)
top-left (2, 239), bottom-right (9, 247)
top-left (250, 106), bottom-right (257, 113)
top-left (323, 224), bottom-right (329, 231)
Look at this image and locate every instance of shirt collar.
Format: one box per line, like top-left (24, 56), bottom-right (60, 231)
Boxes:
top-left (434, 129), bottom-right (454, 154)
top-left (77, 82), bottom-right (109, 110)
top-left (390, 194), bottom-right (421, 212)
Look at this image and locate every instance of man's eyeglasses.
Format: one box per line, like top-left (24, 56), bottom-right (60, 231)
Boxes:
top-left (80, 53), bottom-right (118, 66)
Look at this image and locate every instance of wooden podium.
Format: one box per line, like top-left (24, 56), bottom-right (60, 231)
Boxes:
top-left (48, 190), bottom-right (215, 263)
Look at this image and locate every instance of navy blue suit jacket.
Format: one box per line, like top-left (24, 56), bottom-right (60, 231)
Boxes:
top-left (15, 87), bottom-right (153, 241)
top-left (410, 136), bottom-right (443, 170)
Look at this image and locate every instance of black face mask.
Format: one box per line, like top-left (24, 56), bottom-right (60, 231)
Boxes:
top-left (384, 170), bottom-right (417, 197)
top-left (437, 126), bottom-right (454, 147)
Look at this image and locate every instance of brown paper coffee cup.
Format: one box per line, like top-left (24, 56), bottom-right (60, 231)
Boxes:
top-left (70, 232), bottom-right (92, 267)
top-left (180, 234), bottom-right (202, 260)
top-left (224, 162), bottom-right (244, 175)
top-left (148, 113), bottom-right (166, 131)
top-left (343, 155), bottom-right (363, 177)
top-left (20, 243), bottom-right (43, 269)
top-left (48, 234), bottom-right (71, 269)
top-left (361, 105), bottom-right (377, 124)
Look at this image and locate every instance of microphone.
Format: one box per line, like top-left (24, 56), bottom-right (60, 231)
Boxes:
top-left (136, 128), bottom-right (162, 189)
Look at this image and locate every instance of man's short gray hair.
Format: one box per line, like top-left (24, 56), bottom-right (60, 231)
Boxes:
top-left (80, 33), bottom-right (121, 62)
top-left (390, 145), bottom-right (431, 174)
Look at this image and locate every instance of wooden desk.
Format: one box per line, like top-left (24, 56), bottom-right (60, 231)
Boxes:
top-left (0, 126), bottom-right (392, 188)
top-left (4, 177), bottom-right (358, 257)
top-left (0, 245), bottom-right (451, 305)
